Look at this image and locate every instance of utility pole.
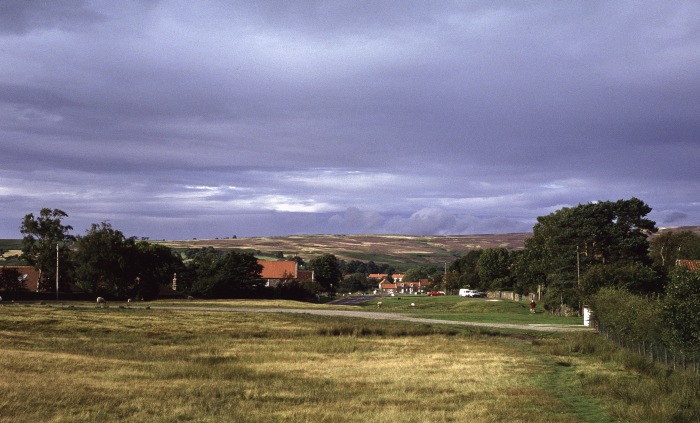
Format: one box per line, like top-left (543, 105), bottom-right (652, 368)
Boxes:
top-left (56, 243), bottom-right (59, 301)
top-left (443, 262), bottom-right (447, 294)
top-left (576, 245), bottom-right (580, 288)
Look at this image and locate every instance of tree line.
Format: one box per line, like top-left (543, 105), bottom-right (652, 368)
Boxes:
top-left (440, 198), bottom-right (700, 307)
top-left (3, 208), bottom-right (416, 300)
top-left (4, 200), bottom-right (700, 310)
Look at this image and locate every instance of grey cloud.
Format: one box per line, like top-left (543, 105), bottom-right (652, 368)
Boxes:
top-left (0, 1), bottom-right (698, 239)
top-left (0, 0), bottom-right (105, 34)
top-left (328, 207), bottom-right (384, 233)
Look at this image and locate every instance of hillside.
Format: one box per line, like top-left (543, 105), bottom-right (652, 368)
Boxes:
top-left (158, 226), bottom-right (700, 269)
top-left (158, 233), bottom-right (530, 267)
top-left (4, 226), bottom-right (698, 270)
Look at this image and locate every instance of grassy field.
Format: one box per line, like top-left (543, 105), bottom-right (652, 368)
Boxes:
top-left (0, 239), bottom-right (23, 265)
top-left (1, 301), bottom-right (699, 422)
top-left (359, 295), bottom-right (583, 326)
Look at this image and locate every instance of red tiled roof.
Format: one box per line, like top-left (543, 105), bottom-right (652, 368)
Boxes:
top-left (676, 260), bottom-right (700, 271)
top-left (369, 273), bottom-right (405, 280)
top-left (259, 260), bottom-right (297, 279)
top-left (1, 265), bottom-right (40, 291)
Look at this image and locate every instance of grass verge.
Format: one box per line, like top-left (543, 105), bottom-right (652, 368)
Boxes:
top-left (1, 305), bottom-right (697, 422)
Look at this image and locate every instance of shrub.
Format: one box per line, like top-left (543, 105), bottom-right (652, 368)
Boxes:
top-left (591, 287), bottom-right (663, 345)
top-left (663, 268), bottom-right (700, 354)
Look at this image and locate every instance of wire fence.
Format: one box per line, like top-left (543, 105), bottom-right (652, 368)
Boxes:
top-left (595, 322), bottom-right (700, 374)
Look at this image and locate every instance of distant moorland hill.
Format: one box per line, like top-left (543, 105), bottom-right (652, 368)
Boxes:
top-left (3, 226), bottom-right (697, 270)
top-left (157, 226), bottom-right (700, 269)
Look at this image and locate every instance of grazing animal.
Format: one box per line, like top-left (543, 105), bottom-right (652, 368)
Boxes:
top-left (377, 301), bottom-right (383, 308)
top-left (410, 302), bottom-right (416, 307)
top-left (96, 297), bottom-right (106, 306)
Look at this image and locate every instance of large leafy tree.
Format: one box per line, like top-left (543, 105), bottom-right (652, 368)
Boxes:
top-left (131, 241), bottom-right (185, 300)
top-left (20, 208), bottom-right (75, 291)
top-left (477, 248), bottom-right (512, 290)
top-left (402, 266), bottom-right (431, 282)
top-left (309, 253), bottom-right (342, 293)
top-left (449, 250), bottom-right (482, 289)
top-left (188, 249), bottom-right (262, 298)
top-left (521, 198), bottom-right (657, 306)
top-left (663, 268), bottom-right (700, 354)
top-left (72, 222), bottom-right (139, 297)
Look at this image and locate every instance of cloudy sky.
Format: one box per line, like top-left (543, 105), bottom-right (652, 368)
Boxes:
top-left (1, 1), bottom-right (698, 240)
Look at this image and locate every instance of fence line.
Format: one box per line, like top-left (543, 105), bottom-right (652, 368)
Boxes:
top-left (595, 322), bottom-right (699, 374)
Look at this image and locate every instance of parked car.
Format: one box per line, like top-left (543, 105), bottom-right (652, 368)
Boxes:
top-left (427, 291), bottom-right (445, 296)
top-left (459, 289), bottom-right (486, 298)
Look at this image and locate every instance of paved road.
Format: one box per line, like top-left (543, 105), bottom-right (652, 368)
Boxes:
top-left (146, 305), bottom-right (594, 333)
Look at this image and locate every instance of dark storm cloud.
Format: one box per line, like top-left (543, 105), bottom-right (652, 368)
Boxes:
top-left (0, 1), bottom-right (698, 239)
top-left (0, 0), bottom-right (105, 34)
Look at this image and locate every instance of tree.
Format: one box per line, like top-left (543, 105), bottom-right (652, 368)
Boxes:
top-left (477, 248), bottom-right (512, 290)
top-left (20, 208), bottom-right (75, 292)
top-left (339, 272), bottom-right (369, 293)
top-left (662, 268), bottom-right (700, 353)
top-left (309, 254), bottom-right (341, 293)
top-left (403, 267), bottom-right (430, 282)
top-left (343, 260), bottom-right (367, 275)
top-left (72, 222), bottom-right (138, 297)
top-left (0, 267), bottom-right (24, 291)
top-left (449, 250), bottom-right (482, 288)
top-left (521, 198), bottom-right (657, 307)
top-left (649, 230), bottom-right (700, 272)
top-left (131, 241), bottom-right (184, 300)
top-left (188, 249), bottom-right (262, 298)
top-left (579, 263), bottom-right (661, 301)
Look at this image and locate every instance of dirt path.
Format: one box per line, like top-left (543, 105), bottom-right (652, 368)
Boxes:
top-left (148, 306), bottom-right (595, 333)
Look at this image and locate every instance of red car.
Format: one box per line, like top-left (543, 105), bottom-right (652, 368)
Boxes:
top-left (427, 291), bottom-right (445, 296)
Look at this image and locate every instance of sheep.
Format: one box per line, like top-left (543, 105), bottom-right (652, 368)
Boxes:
top-left (410, 302), bottom-right (416, 307)
top-left (377, 301), bottom-right (383, 308)
top-left (96, 297), bottom-right (106, 306)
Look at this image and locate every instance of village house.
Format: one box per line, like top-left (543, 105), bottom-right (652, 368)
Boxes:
top-left (368, 273), bottom-right (404, 282)
top-left (377, 277), bottom-right (429, 295)
top-left (258, 260), bottom-right (313, 287)
top-left (676, 259), bottom-right (700, 271)
top-left (0, 265), bottom-right (40, 291)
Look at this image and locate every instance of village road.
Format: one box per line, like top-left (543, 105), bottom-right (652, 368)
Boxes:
top-left (147, 305), bottom-right (595, 333)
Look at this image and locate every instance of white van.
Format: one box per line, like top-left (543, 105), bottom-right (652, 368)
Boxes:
top-left (459, 289), bottom-right (485, 298)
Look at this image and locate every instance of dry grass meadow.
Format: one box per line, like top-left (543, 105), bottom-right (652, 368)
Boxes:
top-left (1, 301), bottom-right (698, 422)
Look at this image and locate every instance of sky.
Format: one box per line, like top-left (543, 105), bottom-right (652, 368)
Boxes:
top-left (1, 1), bottom-right (699, 240)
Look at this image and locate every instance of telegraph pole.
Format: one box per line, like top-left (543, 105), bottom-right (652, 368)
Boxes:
top-left (56, 243), bottom-right (60, 300)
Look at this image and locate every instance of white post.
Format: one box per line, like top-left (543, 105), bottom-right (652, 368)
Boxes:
top-left (583, 305), bottom-right (591, 327)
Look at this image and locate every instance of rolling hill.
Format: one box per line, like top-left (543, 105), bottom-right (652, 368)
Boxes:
top-left (157, 226), bottom-right (700, 269)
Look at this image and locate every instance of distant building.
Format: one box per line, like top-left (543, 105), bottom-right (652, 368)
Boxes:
top-left (676, 259), bottom-right (700, 271)
top-left (0, 266), bottom-right (40, 291)
top-left (378, 278), bottom-right (429, 294)
top-left (368, 273), bottom-right (404, 282)
top-left (258, 260), bottom-right (314, 287)
top-left (0, 265), bottom-right (85, 294)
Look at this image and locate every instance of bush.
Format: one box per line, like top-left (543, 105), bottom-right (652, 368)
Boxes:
top-left (591, 287), bottom-right (663, 345)
top-left (663, 268), bottom-right (700, 354)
